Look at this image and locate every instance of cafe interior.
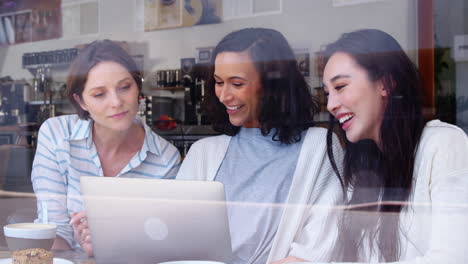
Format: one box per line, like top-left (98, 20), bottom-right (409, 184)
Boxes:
top-left (0, 0), bottom-right (467, 262)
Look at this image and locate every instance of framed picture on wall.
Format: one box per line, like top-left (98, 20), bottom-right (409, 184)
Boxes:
top-left (182, 0), bottom-right (221, 26)
top-left (181, 57), bottom-right (196, 77)
top-left (14, 10), bottom-right (32, 44)
top-left (145, 0), bottom-right (222, 31)
top-left (145, 0), bottom-right (183, 31)
top-left (31, 8), bottom-right (61, 41)
top-left (197, 47), bottom-right (214, 64)
top-left (0, 0), bottom-right (62, 45)
top-left (0, 14), bottom-right (15, 45)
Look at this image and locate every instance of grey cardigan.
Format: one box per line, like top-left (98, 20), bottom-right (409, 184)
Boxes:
top-left (177, 127), bottom-right (343, 263)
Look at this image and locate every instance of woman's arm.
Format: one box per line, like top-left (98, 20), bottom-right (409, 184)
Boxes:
top-left (407, 127), bottom-right (468, 264)
top-left (32, 118), bottom-right (75, 248)
top-left (271, 256), bottom-right (308, 264)
top-left (280, 132), bottom-right (344, 262)
top-left (278, 126), bottom-right (468, 264)
top-left (176, 135), bottom-right (231, 181)
top-left (52, 236), bottom-right (72, 250)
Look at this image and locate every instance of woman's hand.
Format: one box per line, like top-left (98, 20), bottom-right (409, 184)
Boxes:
top-left (52, 236), bottom-right (72, 251)
top-left (70, 211), bottom-right (94, 256)
top-left (271, 256), bottom-right (309, 264)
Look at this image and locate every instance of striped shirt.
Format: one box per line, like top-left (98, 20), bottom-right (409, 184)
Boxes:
top-left (32, 114), bottom-right (181, 247)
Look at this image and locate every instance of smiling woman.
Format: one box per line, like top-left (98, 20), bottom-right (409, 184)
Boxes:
top-left (177, 28), bottom-right (344, 264)
top-left (323, 52), bottom-right (388, 145)
top-left (31, 40), bottom-right (181, 256)
top-left (213, 51), bottom-right (262, 128)
top-left (317, 29), bottom-right (468, 264)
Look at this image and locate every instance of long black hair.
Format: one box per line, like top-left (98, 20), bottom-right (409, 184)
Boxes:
top-left (203, 28), bottom-right (319, 144)
top-left (322, 29), bottom-right (427, 262)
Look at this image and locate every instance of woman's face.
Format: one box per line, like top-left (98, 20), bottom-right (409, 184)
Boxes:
top-left (323, 52), bottom-right (388, 145)
top-left (214, 51), bottom-right (262, 128)
top-left (75, 61), bottom-right (139, 132)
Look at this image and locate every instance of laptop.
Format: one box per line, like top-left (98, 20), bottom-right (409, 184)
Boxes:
top-left (80, 176), bottom-right (232, 264)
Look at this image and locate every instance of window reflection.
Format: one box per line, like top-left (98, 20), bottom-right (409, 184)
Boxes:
top-left (0, 1), bottom-right (467, 263)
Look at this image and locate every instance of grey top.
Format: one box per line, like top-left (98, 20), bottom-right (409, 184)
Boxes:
top-left (215, 128), bottom-right (304, 264)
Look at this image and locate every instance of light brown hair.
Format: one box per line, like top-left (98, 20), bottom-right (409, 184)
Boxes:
top-left (66, 39), bottom-right (142, 119)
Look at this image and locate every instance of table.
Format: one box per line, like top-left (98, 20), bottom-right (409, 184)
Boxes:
top-left (0, 247), bottom-right (95, 264)
top-left (0, 123), bottom-right (38, 145)
top-left (0, 190), bottom-right (35, 198)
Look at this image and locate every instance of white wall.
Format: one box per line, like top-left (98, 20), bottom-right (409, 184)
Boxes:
top-left (0, 0), bottom-right (418, 88)
top-left (0, 45), bottom-right (7, 74)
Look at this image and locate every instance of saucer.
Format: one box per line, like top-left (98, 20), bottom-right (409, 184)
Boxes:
top-left (159, 262), bottom-right (226, 264)
top-left (0, 258), bottom-right (73, 264)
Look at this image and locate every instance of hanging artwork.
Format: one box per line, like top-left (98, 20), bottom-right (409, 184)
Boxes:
top-left (145, 0), bottom-right (221, 31)
top-left (0, 0), bottom-right (62, 45)
top-left (30, 7), bottom-right (61, 42)
top-left (14, 10), bottom-right (32, 43)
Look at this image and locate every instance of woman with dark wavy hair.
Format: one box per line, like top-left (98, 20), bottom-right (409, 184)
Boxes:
top-left (177, 28), bottom-right (343, 264)
top-left (280, 29), bottom-right (468, 263)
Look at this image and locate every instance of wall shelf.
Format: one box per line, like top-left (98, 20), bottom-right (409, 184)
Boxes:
top-left (27, 100), bottom-right (68, 105)
top-left (150, 86), bottom-right (185, 92)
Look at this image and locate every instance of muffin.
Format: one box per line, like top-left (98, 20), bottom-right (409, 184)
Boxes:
top-left (12, 248), bottom-right (54, 264)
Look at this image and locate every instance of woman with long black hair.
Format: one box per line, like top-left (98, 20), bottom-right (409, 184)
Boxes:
top-left (307, 29), bottom-right (467, 263)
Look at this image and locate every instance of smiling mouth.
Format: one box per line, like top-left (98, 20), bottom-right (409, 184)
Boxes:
top-left (226, 105), bottom-right (242, 111)
top-left (337, 113), bottom-right (354, 130)
top-left (338, 113), bottom-right (354, 125)
top-left (225, 105), bottom-right (244, 114)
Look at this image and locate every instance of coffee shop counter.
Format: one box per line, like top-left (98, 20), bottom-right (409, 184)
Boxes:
top-left (153, 122), bottom-right (337, 157)
top-left (0, 247), bottom-right (95, 263)
top-left (0, 123), bottom-right (38, 145)
top-left (153, 125), bottom-right (219, 157)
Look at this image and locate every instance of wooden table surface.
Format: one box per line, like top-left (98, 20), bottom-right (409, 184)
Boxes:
top-left (0, 247), bottom-right (95, 264)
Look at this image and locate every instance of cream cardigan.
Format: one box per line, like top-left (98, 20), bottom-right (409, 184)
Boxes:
top-left (386, 120), bottom-right (468, 264)
top-left (177, 127), bottom-right (344, 263)
top-left (308, 120), bottom-right (468, 264)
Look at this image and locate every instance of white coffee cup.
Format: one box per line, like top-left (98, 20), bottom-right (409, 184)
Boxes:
top-left (3, 223), bottom-right (57, 251)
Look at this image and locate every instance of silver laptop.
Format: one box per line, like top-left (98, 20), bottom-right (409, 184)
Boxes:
top-left (80, 176), bottom-right (232, 264)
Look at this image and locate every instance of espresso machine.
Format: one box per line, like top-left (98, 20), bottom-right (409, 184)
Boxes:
top-left (33, 65), bottom-right (56, 124)
top-left (182, 63), bottom-right (209, 125)
top-left (0, 77), bottom-right (28, 125)
top-left (21, 48), bottom-right (77, 125)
